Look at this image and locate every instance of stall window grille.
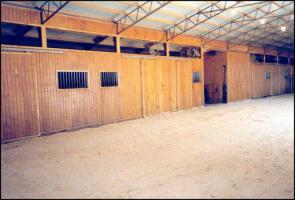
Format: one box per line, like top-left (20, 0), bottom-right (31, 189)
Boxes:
top-left (100, 72), bottom-right (118, 87)
top-left (193, 72), bottom-right (201, 83)
top-left (57, 71), bottom-right (88, 89)
top-left (265, 71), bottom-right (271, 80)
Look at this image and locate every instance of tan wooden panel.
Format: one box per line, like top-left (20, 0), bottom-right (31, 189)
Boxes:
top-left (35, 51), bottom-right (102, 132)
top-left (192, 58), bottom-right (204, 107)
top-left (98, 54), bottom-right (120, 123)
top-left (1, 53), bottom-right (40, 141)
top-left (177, 60), bottom-right (192, 110)
top-left (119, 57), bottom-right (142, 120)
top-left (251, 63), bottom-right (271, 98)
top-left (265, 48), bottom-right (277, 56)
top-left (227, 51), bottom-right (252, 102)
top-left (271, 65), bottom-right (280, 95)
top-left (142, 58), bottom-right (162, 115)
top-left (248, 46), bottom-right (264, 54)
top-left (1, 5), bottom-right (40, 25)
top-left (159, 59), bottom-right (177, 112)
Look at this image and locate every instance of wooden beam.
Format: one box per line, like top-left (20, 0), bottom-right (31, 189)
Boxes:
top-left (115, 36), bottom-right (120, 53)
top-left (41, 26), bottom-right (47, 48)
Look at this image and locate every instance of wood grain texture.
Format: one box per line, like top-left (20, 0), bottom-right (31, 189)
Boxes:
top-left (251, 63), bottom-right (271, 98)
top-left (160, 59), bottom-right (177, 112)
top-left (177, 60), bottom-right (193, 110)
top-left (1, 53), bottom-right (40, 141)
top-left (192, 58), bottom-right (204, 107)
top-left (119, 57), bottom-right (142, 120)
top-left (271, 65), bottom-right (280, 96)
top-left (142, 58), bottom-right (162, 115)
top-left (227, 51), bottom-right (252, 102)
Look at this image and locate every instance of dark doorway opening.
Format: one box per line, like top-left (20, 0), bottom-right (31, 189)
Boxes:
top-left (204, 50), bottom-right (227, 104)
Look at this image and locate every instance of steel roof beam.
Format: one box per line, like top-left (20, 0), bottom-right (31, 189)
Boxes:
top-left (201, 1), bottom-right (293, 46)
top-left (115, 1), bottom-right (171, 34)
top-left (227, 11), bottom-right (294, 48)
top-left (165, 1), bottom-right (242, 41)
top-left (39, 1), bottom-right (70, 24)
top-left (254, 33), bottom-right (294, 49)
top-left (247, 30), bottom-right (294, 49)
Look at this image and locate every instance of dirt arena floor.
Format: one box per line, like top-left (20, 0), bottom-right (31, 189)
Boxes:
top-left (1, 94), bottom-right (294, 199)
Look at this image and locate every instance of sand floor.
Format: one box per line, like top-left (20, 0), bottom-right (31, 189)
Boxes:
top-left (1, 94), bottom-right (294, 199)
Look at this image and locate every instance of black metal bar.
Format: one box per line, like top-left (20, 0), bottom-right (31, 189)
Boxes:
top-left (116, 1), bottom-right (171, 34)
top-left (40, 1), bottom-right (70, 24)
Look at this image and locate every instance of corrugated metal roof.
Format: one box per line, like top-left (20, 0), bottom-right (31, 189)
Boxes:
top-left (2, 1), bottom-right (294, 50)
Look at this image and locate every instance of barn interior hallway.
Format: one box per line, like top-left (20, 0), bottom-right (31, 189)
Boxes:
top-left (1, 94), bottom-right (293, 199)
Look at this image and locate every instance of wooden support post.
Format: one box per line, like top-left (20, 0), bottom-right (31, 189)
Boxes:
top-left (140, 59), bottom-right (145, 117)
top-left (41, 26), bottom-right (47, 48)
top-left (165, 42), bottom-right (169, 56)
top-left (116, 36), bottom-right (120, 54)
top-left (201, 45), bottom-right (205, 105)
top-left (176, 60), bottom-right (179, 111)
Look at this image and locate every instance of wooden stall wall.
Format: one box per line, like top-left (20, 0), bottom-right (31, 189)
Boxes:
top-left (1, 53), bottom-right (40, 141)
top-left (204, 51), bottom-right (227, 104)
top-left (1, 50), bottom-right (204, 141)
top-left (142, 58), bottom-right (162, 116)
top-left (159, 59), bottom-right (177, 112)
top-left (251, 63), bottom-right (272, 98)
top-left (192, 58), bottom-right (204, 107)
top-left (271, 65), bottom-right (280, 96)
top-left (227, 51), bottom-right (252, 102)
top-left (177, 60), bottom-right (193, 110)
top-left (119, 57), bottom-right (142, 120)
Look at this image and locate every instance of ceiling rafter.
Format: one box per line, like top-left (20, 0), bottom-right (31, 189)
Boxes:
top-left (165, 1), bottom-right (242, 41)
top-left (115, 1), bottom-right (171, 34)
top-left (233, 24), bottom-right (294, 49)
top-left (201, 1), bottom-right (293, 46)
top-left (254, 32), bottom-right (294, 49)
top-left (227, 11), bottom-right (294, 48)
top-left (39, 1), bottom-right (70, 24)
top-left (248, 30), bottom-right (294, 50)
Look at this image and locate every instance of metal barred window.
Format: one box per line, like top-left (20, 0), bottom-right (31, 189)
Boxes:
top-left (265, 71), bottom-right (271, 80)
top-left (57, 71), bottom-right (88, 89)
top-left (193, 72), bottom-right (201, 83)
top-left (100, 72), bottom-right (118, 87)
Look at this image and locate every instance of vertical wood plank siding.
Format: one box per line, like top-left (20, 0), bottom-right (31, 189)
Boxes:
top-left (1, 5), bottom-right (293, 141)
top-left (1, 51), bottom-right (205, 141)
